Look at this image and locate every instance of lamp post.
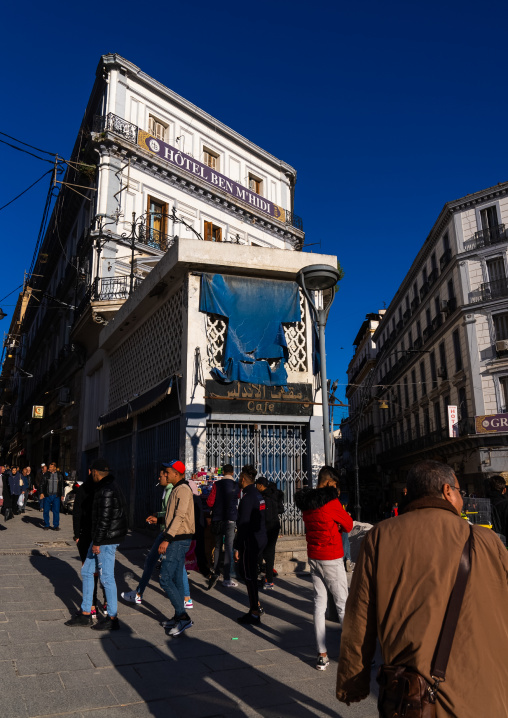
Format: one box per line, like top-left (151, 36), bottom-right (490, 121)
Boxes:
top-left (297, 264), bottom-right (341, 467)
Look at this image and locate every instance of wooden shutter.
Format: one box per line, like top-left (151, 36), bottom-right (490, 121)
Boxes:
top-left (204, 221), bottom-right (212, 241)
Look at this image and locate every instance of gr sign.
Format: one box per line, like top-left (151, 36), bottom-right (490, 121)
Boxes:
top-left (475, 413), bottom-right (508, 434)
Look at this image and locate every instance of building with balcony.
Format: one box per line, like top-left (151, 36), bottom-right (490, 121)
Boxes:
top-left (365, 181), bottom-right (508, 496)
top-left (0, 54), bottom-right (333, 532)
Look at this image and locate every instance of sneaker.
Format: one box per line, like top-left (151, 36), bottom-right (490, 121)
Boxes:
top-left (121, 590), bottom-right (142, 605)
top-left (65, 613), bottom-right (93, 627)
top-left (90, 607), bottom-right (97, 617)
top-left (166, 615), bottom-right (193, 636)
top-left (91, 616), bottom-right (119, 632)
top-left (43, 526), bottom-right (50, 531)
top-left (184, 599), bottom-right (193, 609)
top-left (222, 579), bottom-right (238, 588)
top-left (101, 603), bottom-right (108, 616)
top-left (316, 655), bottom-right (330, 671)
top-left (237, 612), bottom-right (261, 625)
top-left (263, 582), bottom-right (274, 590)
top-left (207, 573), bottom-right (219, 591)
top-left (161, 616), bottom-right (178, 629)
top-left (258, 605), bottom-right (265, 616)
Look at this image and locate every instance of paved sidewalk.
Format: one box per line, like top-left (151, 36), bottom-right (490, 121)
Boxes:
top-left (0, 503), bottom-right (379, 718)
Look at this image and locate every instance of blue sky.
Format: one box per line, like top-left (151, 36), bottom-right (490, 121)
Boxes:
top-left (1, 0), bottom-right (507, 422)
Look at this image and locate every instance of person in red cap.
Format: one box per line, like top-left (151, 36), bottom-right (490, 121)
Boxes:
top-left (157, 460), bottom-right (195, 636)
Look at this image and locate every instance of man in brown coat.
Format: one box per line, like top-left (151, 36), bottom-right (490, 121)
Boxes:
top-left (336, 460), bottom-right (508, 717)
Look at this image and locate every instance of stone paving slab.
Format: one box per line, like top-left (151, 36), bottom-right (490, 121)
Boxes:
top-left (0, 504), bottom-right (379, 718)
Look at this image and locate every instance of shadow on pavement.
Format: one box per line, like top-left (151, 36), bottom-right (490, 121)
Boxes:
top-left (28, 550), bottom-right (374, 718)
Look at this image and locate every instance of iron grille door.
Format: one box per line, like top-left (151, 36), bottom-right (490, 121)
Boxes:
top-left (206, 422), bottom-right (309, 535)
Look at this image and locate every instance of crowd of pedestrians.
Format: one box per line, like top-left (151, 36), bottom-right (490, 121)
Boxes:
top-left (2, 455), bottom-right (508, 715)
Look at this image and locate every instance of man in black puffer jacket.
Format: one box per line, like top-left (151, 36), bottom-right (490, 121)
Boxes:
top-left (65, 458), bottom-right (128, 631)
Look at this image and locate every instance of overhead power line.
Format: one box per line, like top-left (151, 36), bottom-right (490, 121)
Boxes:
top-left (0, 137), bottom-right (56, 165)
top-left (0, 169), bottom-right (54, 212)
top-left (0, 131), bottom-right (57, 157)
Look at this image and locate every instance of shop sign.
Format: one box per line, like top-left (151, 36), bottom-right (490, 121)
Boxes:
top-left (205, 380), bottom-right (313, 416)
top-left (475, 413), bottom-right (508, 434)
top-left (138, 130), bottom-right (286, 222)
top-left (32, 405), bottom-right (45, 419)
top-left (448, 405), bottom-right (458, 437)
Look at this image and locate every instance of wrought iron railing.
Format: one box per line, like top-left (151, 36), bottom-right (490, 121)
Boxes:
top-left (93, 113), bottom-right (138, 144)
top-left (470, 224), bottom-right (507, 249)
top-left (137, 225), bottom-right (175, 252)
top-left (285, 210), bottom-right (303, 231)
top-left (479, 277), bottom-right (508, 302)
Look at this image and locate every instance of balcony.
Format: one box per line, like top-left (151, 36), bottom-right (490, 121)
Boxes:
top-left (419, 282), bottom-right (429, 300)
top-left (469, 224), bottom-right (507, 250)
top-left (428, 268), bottom-right (439, 287)
top-left (74, 276), bottom-right (142, 323)
top-left (479, 277), bottom-right (508, 302)
top-left (92, 113), bottom-right (304, 232)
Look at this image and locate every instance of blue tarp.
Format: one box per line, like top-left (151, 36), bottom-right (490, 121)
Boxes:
top-left (200, 274), bottom-right (301, 385)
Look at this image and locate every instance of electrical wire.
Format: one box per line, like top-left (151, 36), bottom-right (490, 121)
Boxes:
top-left (0, 131), bottom-right (57, 157)
top-left (0, 169), bottom-right (54, 212)
top-left (0, 285), bottom-right (23, 304)
top-left (0, 137), bottom-right (55, 165)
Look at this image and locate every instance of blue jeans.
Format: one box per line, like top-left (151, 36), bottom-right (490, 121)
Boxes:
top-left (43, 495), bottom-right (60, 528)
top-left (159, 540), bottom-right (191, 617)
top-left (137, 533), bottom-right (191, 598)
top-left (81, 543), bottom-right (120, 618)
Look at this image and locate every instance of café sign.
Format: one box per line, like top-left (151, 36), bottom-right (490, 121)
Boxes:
top-left (205, 380), bottom-right (313, 416)
top-left (138, 130), bottom-right (286, 223)
top-left (475, 413), bottom-right (508, 434)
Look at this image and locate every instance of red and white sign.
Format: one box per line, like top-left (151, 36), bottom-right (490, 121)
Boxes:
top-left (448, 405), bottom-right (458, 438)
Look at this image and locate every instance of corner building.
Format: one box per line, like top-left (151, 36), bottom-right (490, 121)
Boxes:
top-left (0, 54), bottom-right (335, 532)
top-left (372, 181), bottom-right (508, 494)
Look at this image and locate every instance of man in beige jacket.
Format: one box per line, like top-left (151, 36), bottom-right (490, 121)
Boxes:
top-left (336, 460), bottom-right (508, 717)
top-left (157, 460), bottom-right (195, 637)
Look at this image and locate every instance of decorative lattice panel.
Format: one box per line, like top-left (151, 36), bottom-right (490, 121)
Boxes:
top-left (205, 290), bottom-right (307, 375)
top-left (206, 422), bottom-right (308, 534)
top-left (283, 290), bottom-right (307, 372)
top-left (109, 287), bottom-right (183, 409)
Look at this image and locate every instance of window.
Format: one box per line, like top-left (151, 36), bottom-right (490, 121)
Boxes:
top-left (204, 221), bottom-right (222, 242)
top-left (493, 313), bottom-right (508, 341)
top-left (458, 386), bottom-right (467, 419)
top-left (404, 376), bottom-right (409, 407)
top-left (434, 401), bottom-right (442, 431)
top-left (431, 253), bottom-right (437, 273)
top-left (453, 329), bottom-right (462, 371)
top-left (423, 406), bottom-right (431, 434)
top-left (420, 361), bottom-right (427, 395)
top-left (500, 377), bottom-right (508, 412)
top-left (411, 369), bottom-right (417, 402)
top-left (430, 351), bottom-right (437, 388)
top-left (487, 258), bottom-right (506, 284)
top-left (146, 197), bottom-right (167, 249)
top-left (148, 115), bottom-right (168, 142)
top-left (426, 308), bottom-right (431, 328)
top-left (406, 416), bottom-right (412, 440)
top-left (447, 279), bottom-right (455, 301)
top-left (443, 232), bottom-right (450, 253)
top-left (414, 412), bottom-right (421, 438)
top-left (203, 148), bottom-right (220, 171)
top-left (480, 205), bottom-right (498, 230)
top-left (416, 320), bottom-right (422, 338)
top-left (248, 173), bottom-right (263, 195)
top-left (438, 342), bottom-right (447, 380)
top-left (434, 296), bottom-right (440, 317)
top-left (407, 328), bottom-right (413, 348)
top-left (422, 267), bottom-right (428, 284)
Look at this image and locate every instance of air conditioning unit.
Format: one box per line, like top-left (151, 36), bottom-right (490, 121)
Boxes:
top-left (496, 340), bottom-right (508, 352)
top-left (440, 300), bottom-right (449, 312)
top-left (437, 366), bottom-right (447, 378)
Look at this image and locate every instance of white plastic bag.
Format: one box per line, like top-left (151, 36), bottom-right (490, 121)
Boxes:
top-left (17, 494), bottom-right (24, 508)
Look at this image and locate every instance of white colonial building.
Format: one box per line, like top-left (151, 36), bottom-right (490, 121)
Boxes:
top-left (0, 54), bottom-right (335, 531)
top-left (344, 181), bottom-right (508, 504)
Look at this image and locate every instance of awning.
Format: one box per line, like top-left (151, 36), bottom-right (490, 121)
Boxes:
top-left (98, 376), bottom-right (174, 430)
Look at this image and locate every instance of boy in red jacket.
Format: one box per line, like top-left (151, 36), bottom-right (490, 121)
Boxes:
top-left (295, 465), bottom-right (353, 671)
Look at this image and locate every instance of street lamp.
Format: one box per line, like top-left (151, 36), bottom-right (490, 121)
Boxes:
top-left (297, 264), bottom-right (341, 467)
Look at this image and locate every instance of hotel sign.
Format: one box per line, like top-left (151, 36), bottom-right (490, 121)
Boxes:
top-left (138, 130), bottom-right (286, 222)
top-left (475, 413), bottom-right (508, 434)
